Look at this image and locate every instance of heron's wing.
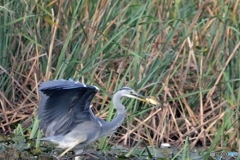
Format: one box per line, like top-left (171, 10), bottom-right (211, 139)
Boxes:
top-left (38, 79), bottom-right (99, 136)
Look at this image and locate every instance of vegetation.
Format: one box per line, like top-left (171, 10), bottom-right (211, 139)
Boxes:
top-left (0, 0), bottom-right (239, 159)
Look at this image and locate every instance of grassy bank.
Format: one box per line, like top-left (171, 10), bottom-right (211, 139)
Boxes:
top-left (0, 0), bottom-right (239, 159)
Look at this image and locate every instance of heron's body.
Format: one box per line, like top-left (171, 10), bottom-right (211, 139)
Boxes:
top-left (38, 79), bottom-right (152, 158)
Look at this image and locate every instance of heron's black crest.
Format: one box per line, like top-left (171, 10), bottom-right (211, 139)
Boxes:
top-left (117, 87), bottom-right (133, 92)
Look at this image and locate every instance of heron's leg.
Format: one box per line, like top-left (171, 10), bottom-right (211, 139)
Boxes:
top-left (74, 157), bottom-right (81, 160)
top-left (74, 149), bottom-right (83, 155)
top-left (74, 150), bottom-right (100, 160)
top-left (74, 149), bottom-right (83, 160)
top-left (58, 139), bottom-right (82, 158)
top-left (58, 135), bottom-right (87, 159)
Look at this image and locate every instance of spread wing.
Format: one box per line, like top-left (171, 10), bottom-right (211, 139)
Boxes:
top-left (38, 79), bottom-right (99, 136)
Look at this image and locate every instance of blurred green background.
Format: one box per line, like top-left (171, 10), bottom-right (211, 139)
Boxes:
top-left (0, 0), bottom-right (239, 159)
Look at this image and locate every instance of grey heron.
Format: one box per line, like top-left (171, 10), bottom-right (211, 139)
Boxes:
top-left (37, 79), bottom-right (160, 159)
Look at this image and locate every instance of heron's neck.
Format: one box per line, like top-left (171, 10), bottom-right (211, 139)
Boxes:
top-left (101, 92), bottom-right (126, 136)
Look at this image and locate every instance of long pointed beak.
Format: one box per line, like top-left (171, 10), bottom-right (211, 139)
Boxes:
top-left (133, 93), bottom-right (147, 102)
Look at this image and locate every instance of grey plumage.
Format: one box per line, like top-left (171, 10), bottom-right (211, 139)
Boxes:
top-left (37, 79), bottom-right (154, 158)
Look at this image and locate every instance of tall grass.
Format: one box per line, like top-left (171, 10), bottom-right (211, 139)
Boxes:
top-left (0, 0), bottom-right (239, 158)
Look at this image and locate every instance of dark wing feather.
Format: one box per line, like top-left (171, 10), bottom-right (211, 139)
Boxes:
top-left (38, 79), bottom-right (98, 136)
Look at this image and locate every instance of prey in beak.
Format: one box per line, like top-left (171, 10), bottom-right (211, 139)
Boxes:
top-left (129, 90), bottom-right (161, 107)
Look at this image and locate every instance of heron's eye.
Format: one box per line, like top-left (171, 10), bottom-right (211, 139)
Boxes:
top-left (130, 91), bottom-right (135, 95)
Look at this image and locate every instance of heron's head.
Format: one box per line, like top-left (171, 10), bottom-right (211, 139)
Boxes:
top-left (118, 87), bottom-right (144, 99)
top-left (117, 87), bottom-right (161, 106)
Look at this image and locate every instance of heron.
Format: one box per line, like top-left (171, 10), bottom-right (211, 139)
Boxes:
top-left (37, 79), bottom-right (160, 159)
